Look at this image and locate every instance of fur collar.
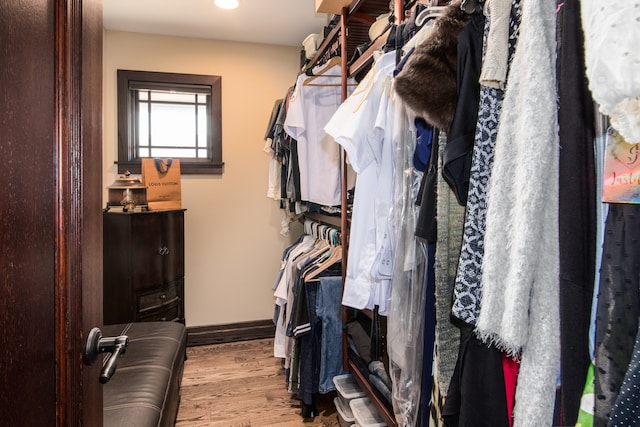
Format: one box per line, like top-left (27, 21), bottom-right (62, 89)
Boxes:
top-left (394, 2), bottom-right (470, 131)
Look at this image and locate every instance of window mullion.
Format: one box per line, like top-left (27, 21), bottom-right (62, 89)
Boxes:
top-left (194, 94), bottom-right (199, 158)
top-left (147, 92), bottom-right (152, 156)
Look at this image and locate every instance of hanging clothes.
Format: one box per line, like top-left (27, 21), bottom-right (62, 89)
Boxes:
top-left (478, 0), bottom-right (510, 90)
top-left (274, 234), bottom-right (316, 358)
top-left (324, 51), bottom-right (398, 315)
top-left (386, 76), bottom-right (426, 427)
top-left (414, 127), bottom-right (439, 243)
top-left (392, 6), bottom-right (481, 419)
top-left (452, 0), bottom-right (522, 327)
top-left (284, 61), bottom-right (355, 207)
top-left (316, 275), bottom-right (347, 393)
top-left (265, 86), bottom-right (305, 234)
top-left (442, 326), bottom-right (510, 427)
top-left (476, 0), bottom-right (560, 426)
top-left (607, 323), bottom-right (640, 427)
top-left (261, 1), bottom-right (640, 426)
top-left (394, 2), bottom-right (471, 132)
top-left (419, 242), bottom-right (436, 427)
top-left (555, 0), bottom-right (598, 424)
top-left (433, 130), bottom-right (464, 402)
top-left (581, 0), bottom-right (640, 143)
top-left (264, 99), bottom-right (284, 201)
top-left (440, 9), bottom-right (484, 207)
top-left (271, 220), bottom-right (345, 417)
top-left (594, 204), bottom-right (640, 426)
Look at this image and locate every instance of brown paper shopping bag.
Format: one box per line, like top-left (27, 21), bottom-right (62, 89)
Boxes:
top-left (141, 158), bottom-right (182, 210)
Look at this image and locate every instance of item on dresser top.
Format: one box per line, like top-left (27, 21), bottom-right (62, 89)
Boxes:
top-left (106, 170), bottom-right (149, 212)
top-left (141, 157), bottom-right (182, 210)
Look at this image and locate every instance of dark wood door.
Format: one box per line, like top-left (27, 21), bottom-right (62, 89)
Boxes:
top-left (0, 0), bottom-right (104, 425)
top-left (131, 213), bottom-right (166, 288)
top-left (129, 210), bottom-right (185, 289)
top-left (161, 211), bottom-right (185, 283)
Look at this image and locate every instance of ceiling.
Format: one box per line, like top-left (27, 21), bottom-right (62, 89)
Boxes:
top-left (103, 0), bottom-right (331, 48)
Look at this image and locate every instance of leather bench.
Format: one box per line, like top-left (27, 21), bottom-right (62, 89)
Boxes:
top-left (102, 321), bottom-right (187, 427)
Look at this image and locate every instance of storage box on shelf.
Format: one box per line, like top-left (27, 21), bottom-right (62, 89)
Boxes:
top-left (335, 395), bottom-right (356, 427)
top-left (334, 373), bottom-right (366, 427)
top-left (334, 373), bottom-right (367, 406)
top-left (350, 397), bottom-right (388, 427)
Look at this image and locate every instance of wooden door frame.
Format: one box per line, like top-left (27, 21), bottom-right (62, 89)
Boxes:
top-left (54, 0), bottom-right (104, 425)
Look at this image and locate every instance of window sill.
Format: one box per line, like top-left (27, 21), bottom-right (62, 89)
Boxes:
top-left (116, 161), bottom-right (224, 175)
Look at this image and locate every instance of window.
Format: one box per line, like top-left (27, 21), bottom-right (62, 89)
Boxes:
top-left (117, 70), bottom-right (223, 175)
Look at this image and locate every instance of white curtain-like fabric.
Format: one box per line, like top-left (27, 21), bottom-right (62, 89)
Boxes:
top-left (581, 0), bottom-right (640, 142)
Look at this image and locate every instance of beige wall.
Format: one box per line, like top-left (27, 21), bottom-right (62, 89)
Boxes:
top-left (103, 30), bottom-right (302, 327)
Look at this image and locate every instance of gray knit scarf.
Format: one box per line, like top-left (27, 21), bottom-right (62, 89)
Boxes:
top-left (475, 0), bottom-right (560, 426)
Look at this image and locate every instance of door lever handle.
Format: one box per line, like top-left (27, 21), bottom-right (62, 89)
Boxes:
top-left (84, 327), bottom-right (129, 384)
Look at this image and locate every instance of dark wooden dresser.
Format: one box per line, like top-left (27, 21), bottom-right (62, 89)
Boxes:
top-left (103, 209), bottom-right (185, 325)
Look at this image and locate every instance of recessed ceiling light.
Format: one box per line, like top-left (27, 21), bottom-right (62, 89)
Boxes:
top-left (214, 0), bottom-right (239, 9)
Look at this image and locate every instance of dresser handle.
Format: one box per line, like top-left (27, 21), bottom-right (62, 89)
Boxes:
top-left (159, 294), bottom-right (167, 300)
top-left (158, 246), bottom-right (169, 255)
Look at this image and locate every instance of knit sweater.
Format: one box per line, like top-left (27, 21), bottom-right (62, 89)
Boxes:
top-left (434, 131), bottom-right (464, 396)
top-left (479, 0), bottom-right (511, 89)
top-left (475, 0), bottom-right (560, 426)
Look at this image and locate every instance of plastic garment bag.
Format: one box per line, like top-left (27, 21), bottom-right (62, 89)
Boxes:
top-left (386, 93), bottom-right (427, 427)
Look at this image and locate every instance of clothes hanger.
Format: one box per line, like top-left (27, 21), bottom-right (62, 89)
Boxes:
top-left (302, 224), bottom-right (337, 268)
top-left (415, 5), bottom-right (446, 27)
top-left (318, 224), bottom-right (328, 240)
top-left (304, 239), bottom-right (331, 263)
top-left (303, 56), bottom-right (358, 87)
top-left (460, 0), bottom-right (481, 14)
top-left (303, 245), bottom-right (343, 282)
top-left (329, 228), bottom-right (340, 247)
top-left (403, 15), bottom-right (437, 53)
top-left (303, 56), bottom-right (342, 85)
top-left (402, 0), bottom-right (448, 54)
top-left (304, 219), bottom-right (313, 235)
top-left (299, 241), bottom-right (333, 277)
top-left (293, 233), bottom-right (330, 270)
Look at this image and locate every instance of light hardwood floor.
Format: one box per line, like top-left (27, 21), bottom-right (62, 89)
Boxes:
top-left (175, 338), bottom-right (341, 427)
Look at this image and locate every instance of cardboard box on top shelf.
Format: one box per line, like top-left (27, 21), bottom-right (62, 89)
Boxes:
top-left (315, 0), bottom-right (352, 14)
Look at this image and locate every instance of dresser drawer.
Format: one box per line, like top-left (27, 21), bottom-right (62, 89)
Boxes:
top-left (137, 283), bottom-right (181, 314)
top-left (137, 300), bottom-right (182, 322)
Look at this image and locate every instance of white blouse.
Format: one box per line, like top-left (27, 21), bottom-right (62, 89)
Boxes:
top-left (581, 1), bottom-right (640, 142)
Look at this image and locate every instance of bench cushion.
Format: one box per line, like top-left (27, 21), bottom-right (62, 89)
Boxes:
top-left (102, 322), bottom-right (187, 427)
